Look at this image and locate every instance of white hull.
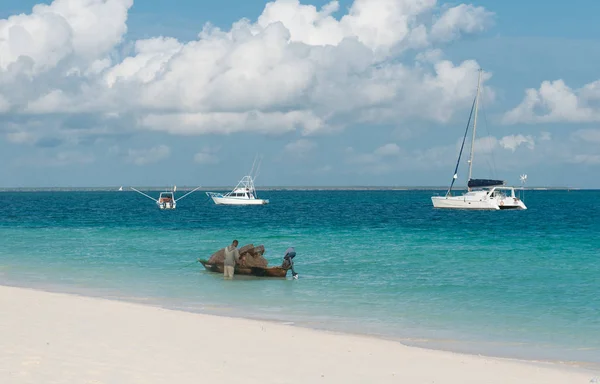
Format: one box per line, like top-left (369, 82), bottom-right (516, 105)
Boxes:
top-left (158, 202), bottom-right (176, 210)
top-left (432, 190), bottom-right (526, 210)
top-left (209, 195), bottom-right (268, 205)
top-left (432, 196), bottom-right (497, 210)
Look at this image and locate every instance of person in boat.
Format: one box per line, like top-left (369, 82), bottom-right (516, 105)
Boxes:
top-left (223, 240), bottom-right (240, 279)
top-left (283, 247), bottom-right (298, 278)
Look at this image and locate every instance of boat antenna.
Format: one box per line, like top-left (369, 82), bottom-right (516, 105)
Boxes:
top-left (446, 95), bottom-right (477, 197)
top-left (467, 68), bottom-right (483, 192)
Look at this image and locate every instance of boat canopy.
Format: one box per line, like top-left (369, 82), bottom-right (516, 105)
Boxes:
top-left (467, 178), bottom-right (505, 188)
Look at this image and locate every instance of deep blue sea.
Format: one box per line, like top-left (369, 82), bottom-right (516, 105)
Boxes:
top-left (1, 189), bottom-right (599, 365)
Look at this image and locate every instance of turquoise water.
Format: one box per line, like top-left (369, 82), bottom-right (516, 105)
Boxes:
top-left (1, 190), bottom-right (599, 364)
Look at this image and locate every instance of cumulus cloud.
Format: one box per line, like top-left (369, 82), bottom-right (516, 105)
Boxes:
top-left (499, 134), bottom-right (535, 152)
top-left (430, 4), bottom-right (494, 42)
top-left (468, 134), bottom-right (536, 155)
top-left (125, 145), bottom-right (170, 165)
top-left (140, 110), bottom-right (326, 135)
top-left (0, 0), bottom-right (132, 73)
top-left (0, 0), bottom-right (495, 145)
top-left (503, 79), bottom-right (600, 124)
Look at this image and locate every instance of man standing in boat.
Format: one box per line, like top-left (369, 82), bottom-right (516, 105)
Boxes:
top-left (223, 240), bottom-right (240, 279)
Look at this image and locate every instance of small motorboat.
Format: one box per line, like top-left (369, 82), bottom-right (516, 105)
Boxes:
top-left (130, 185), bottom-right (201, 210)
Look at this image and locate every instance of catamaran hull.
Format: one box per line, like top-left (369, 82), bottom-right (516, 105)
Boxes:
top-left (431, 196), bottom-right (526, 210)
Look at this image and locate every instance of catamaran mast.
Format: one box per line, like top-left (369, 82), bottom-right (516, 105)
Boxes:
top-left (467, 68), bottom-right (483, 192)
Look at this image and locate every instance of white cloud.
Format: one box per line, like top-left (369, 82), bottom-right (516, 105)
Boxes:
top-left (499, 134), bottom-right (535, 152)
top-left (0, 0), bottom-right (495, 141)
top-left (126, 145), bottom-right (170, 165)
top-left (193, 147), bottom-right (220, 164)
top-left (470, 134), bottom-right (536, 155)
top-left (24, 90), bottom-right (70, 114)
top-left (503, 79), bottom-right (600, 124)
top-left (431, 4), bottom-right (494, 42)
top-left (140, 110), bottom-right (326, 135)
top-left (0, 0), bottom-right (132, 73)
top-left (105, 37), bottom-right (183, 87)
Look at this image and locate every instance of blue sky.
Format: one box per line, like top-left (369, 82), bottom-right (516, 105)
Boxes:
top-left (0, 0), bottom-right (599, 188)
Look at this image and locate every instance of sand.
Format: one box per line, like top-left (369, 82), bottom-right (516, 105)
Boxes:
top-left (0, 285), bottom-right (597, 384)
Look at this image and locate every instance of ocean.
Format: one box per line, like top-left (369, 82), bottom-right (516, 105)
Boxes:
top-left (1, 189), bottom-right (599, 365)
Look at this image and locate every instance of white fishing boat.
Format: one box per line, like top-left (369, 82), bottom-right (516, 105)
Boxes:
top-left (206, 158), bottom-right (269, 205)
top-left (131, 185), bottom-right (201, 210)
top-left (431, 69), bottom-right (527, 211)
top-left (206, 176), bottom-right (269, 205)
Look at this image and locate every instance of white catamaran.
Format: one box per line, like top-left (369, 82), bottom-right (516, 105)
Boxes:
top-left (431, 69), bottom-right (527, 210)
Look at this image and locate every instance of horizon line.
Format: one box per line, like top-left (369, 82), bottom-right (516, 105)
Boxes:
top-left (0, 186), bottom-right (589, 191)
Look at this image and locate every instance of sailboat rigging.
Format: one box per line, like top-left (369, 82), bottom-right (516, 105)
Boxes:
top-left (431, 69), bottom-right (527, 210)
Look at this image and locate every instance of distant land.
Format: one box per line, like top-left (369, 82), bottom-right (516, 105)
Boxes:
top-left (0, 186), bottom-right (586, 192)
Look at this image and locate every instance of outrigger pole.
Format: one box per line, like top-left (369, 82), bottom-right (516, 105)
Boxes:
top-left (175, 186), bottom-right (202, 202)
top-left (130, 187), bottom-right (158, 201)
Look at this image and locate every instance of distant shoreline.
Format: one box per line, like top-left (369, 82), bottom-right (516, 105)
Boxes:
top-left (0, 186), bottom-right (587, 191)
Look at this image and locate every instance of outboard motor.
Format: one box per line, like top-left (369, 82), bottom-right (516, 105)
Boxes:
top-left (282, 247), bottom-right (298, 279)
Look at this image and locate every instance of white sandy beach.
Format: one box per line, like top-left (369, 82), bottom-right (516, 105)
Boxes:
top-left (0, 285), bottom-right (596, 384)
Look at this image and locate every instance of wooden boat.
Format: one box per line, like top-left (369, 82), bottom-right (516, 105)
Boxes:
top-left (198, 259), bottom-right (290, 277)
